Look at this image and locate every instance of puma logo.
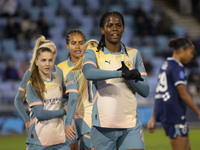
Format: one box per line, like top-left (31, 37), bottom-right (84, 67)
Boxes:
top-left (105, 60), bottom-right (111, 64)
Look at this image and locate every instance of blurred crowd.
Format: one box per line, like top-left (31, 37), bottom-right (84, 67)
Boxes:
top-left (0, 0), bottom-right (200, 99)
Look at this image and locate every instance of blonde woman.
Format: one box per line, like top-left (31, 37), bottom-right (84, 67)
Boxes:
top-left (14, 36), bottom-right (57, 132)
top-left (24, 46), bottom-right (67, 149)
top-left (65, 40), bottom-right (98, 150)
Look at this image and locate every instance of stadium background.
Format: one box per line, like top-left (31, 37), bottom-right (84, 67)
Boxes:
top-left (0, 0), bottom-right (200, 148)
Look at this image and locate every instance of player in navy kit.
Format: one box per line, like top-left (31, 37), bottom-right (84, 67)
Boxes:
top-left (148, 38), bottom-right (200, 150)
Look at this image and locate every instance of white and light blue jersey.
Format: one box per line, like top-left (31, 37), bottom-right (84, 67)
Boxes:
top-left (19, 65), bottom-right (57, 92)
top-left (65, 71), bottom-right (93, 137)
top-left (56, 57), bottom-right (74, 87)
top-left (83, 45), bottom-right (148, 128)
top-left (155, 57), bottom-right (187, 124)
top-left (26, 73), bottom-right (66, 146)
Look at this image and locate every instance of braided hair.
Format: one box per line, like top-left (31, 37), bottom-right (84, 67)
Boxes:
top-left (168, 38), bottom-right (194, 51)
top-left (97, 11), bottom-right (127, 54)
top-left (65, 29), bottom-right (86, 58)
top-left (65, 29), bottom-right (86, 44)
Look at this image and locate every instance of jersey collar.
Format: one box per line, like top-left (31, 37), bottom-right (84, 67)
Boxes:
top-left (167, 57), bottom-right (183, 67)
top-left (42, 73), bottom-right (55, 82)
top-left (67, 57), bottom-right (74, 67)
top-left (103, 43), bottom-right (126, 54)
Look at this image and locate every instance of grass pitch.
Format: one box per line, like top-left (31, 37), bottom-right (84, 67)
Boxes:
top-left (144, 127), bottom-right (200, 150)
top-left (0, 128), bottom-right (199, 150)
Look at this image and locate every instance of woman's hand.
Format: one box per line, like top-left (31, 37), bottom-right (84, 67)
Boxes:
top-left (147, 117), bottom-right (155, 133)
top-left (65, 125), bottom-right (75, 141)
top-left (198, 109), bottom-right (200, 119)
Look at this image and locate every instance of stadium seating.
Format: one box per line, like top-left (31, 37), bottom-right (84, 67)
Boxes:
top-left (172, 25), bottom-right (186, 37)
top-left (2, 39), bottom-right (16, 56)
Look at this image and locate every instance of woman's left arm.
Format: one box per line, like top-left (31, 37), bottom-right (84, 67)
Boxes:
top-left (127, 51), bottom-right (150, 97)
top-left (177, 84), bottom-right (200, 119)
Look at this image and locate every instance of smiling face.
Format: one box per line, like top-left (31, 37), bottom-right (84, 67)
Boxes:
top-left (35, 51), bottom-right (54, 77)
top-left (101, 14), bottom-right (124, 45)
top-left (67, 33), bottom-right (85, 62)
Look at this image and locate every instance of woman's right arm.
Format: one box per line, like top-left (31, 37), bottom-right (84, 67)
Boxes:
top-left (83, 49), bottom-right (122, 80)
top-left (147, 104), bottom-right (156, 133)
top-left (26, 83), bottom-right (66, 121)
top-left (14, 90), bottom-right (30, 123)
top-left (31, 105), bottom-right (66, 121)
top-left (14, 70), bottom-right (31, 132)
top-left (64, 72), bottom-right (78, 140)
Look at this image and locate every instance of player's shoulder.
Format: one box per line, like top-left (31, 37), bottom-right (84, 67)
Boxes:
top-left (52, 72), bottom-right (62, 80)
top-left (167, 58), bottom-right (183, 68)
top-left (87, 43), bottom-right (97, 50)
top-left (125, 46), bottom-right (139, 52)
top-left (26, 80), bottom-right (32, 89)
top-left (86, 46), bottom-right (98, 53)
top-left (24, 69), bottom-right (31, 76)
top-left (57, 60), bottom-right (68, 68)
top-left (125, 46), bottom-right (140, 57)
top-left (20, 69), bottom-right (31, 84)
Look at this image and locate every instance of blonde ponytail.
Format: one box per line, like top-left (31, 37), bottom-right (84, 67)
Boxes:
top-left (23, 36), bottom-right (55, 102)
top-left (29, 36), bottom-right (56, 69)
top-left (71, 39), bottom-right (99, 100)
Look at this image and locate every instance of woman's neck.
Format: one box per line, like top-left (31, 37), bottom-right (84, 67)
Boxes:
top-left (39, 71), bottom-right (51, 81)
top-left (105, 41), bottom-right (121, 53)
top-left (172, 53), bottom-right (181, 63)
top-left (70, 57), bottom-right (80, 65)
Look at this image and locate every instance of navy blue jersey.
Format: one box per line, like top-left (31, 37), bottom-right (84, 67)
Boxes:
top-left (155, 58), bottom-right (187, 124)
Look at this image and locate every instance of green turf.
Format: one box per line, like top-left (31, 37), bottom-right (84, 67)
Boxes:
top-left (144, 127), bottom-right (200, 150)
top-left (0, 134), bottom-right (26, 150)
top-left (144, 127), bottom-right (171, 150)
top-left (0, 128), bottom-right (199, 150)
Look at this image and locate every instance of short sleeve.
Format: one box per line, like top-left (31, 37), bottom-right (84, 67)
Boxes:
top-left (172, 65), bottom-right (186, 86)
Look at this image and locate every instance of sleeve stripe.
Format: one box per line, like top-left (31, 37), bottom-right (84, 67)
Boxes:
top-left (29, 117), bottom-right (37, 127)
top-left (29, 101), bottom-right (43, 107)
top-left (73, 112), bottom-right (82, 119)
top-left (92, 92), bottom-right (98, 105)
top-left (141, 72), bottom-right (147, 76)
top-left (19, 87), bottom-right (25, 91)
top-left (83, 134), bottom-right (91, 139)
top-left (65, 89), bottom-right (79, 94)
top-left (174, 81), bottom-right (187, 86)
top-left (83, 61), bottom-right (97, 67)
top-left (66, 80), bottom-right (74, 87)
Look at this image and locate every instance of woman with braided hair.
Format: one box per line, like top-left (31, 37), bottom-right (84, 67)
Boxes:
top-left (56, 29), bottom-right (86, 150)
top-left (65, 39), bottom-right (98, 150)
top-left (82, 11), bottom-right (149, 150)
